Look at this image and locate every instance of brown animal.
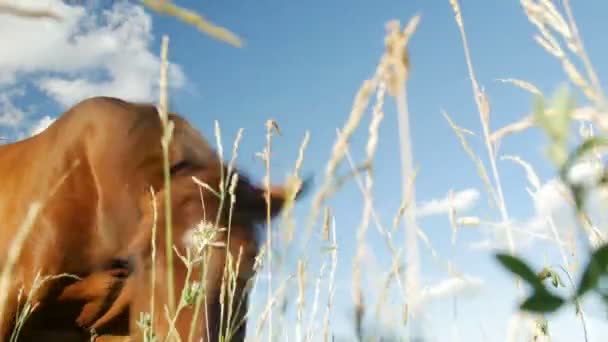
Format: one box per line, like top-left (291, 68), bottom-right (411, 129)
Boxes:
top-left (0, 96), bottom-right (309, 341)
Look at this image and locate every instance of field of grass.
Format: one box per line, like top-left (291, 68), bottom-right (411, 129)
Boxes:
top-left (1, 0), bottom-right (608, 341)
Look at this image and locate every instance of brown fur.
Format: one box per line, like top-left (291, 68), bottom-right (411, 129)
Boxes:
top-left (0, 96), bottom-right (308, 341)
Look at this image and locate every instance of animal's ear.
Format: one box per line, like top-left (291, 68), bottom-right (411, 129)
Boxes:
top-left (233, 175), bottom-right (312, 223)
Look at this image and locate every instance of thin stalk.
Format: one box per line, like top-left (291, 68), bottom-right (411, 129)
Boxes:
top-left (395, 83), bottom-right (421, 318)
top-left (449, 0), bottom-right (514, 252)
top-left (158, 34), bottom-right (176, 314)
top-left (189, 121), bottom-right (227, 342)
top-left (562, 0), bottom-right (606, 109)
top-left (263, 120), bottom-right (275, 342)
top-left (150, 188), bottom-right (158, 331)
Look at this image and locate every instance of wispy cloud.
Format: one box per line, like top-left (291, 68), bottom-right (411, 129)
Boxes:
top-left (0, 88), bottom-right (27, 128)
top-left (468, 238), bottom-right (494, 252)
top-left (417, 188), bottom-right (480, 217)
top-left (468, 166), bottom-right (608, 252)
top-left (419, 274), bottom-right (484, 304)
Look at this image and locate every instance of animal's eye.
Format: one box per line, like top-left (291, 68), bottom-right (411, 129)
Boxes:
top-left (170, 160), bottom-right (191, 175)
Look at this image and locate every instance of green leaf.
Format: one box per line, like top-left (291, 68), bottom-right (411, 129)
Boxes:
top-left (538, 84), bottom-right (573, 141)
top-left (538, 267), bottom-right (552, 281)
top-left (538, 267), bottom-right (564, 288)
top-left (560, 137), bottom-right (608, 180)
top-left (520, 290), bottom-right (565, 313)
top-left (532, 93), bottom-right (546, 131)
top-left (551, 272), bottom-right (564, 288)
top-left (549, 144), bottom-right (568, 169)
top-left (557, 137), bottom-right (608, 211)
top-left (576, 244), bottom-right (608, 298)
top-left (600, 293), bottom-right (608, 308)
top-left (551, 84), bottom-right (575, 139)
top-left (570, 184), bottom-right (586, 212)
top-left (533, 84), bottom-right (576, 167)
top-left (496, 253), bottom-right (544, 291)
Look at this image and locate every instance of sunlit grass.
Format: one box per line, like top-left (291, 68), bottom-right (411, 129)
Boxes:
top-left (2, 1), bottom-right (608, 341)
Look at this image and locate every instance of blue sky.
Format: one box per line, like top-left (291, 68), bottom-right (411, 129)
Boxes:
top-left (2, 0), bottom-right (608, 340)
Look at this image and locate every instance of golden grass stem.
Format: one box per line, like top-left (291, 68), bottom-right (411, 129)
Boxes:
top-left (0, 3), bottom-right (61, 20)
top-left (0, 160), bottom-right (79, 338)
top-left (448, 0), bottom-right (514, 253)
top-left (141, 0), bottom-right (243, 48)
top-left (561, 0), bottom-right (606, 108)
top-left (263, 120), bottom-right (276, 342)
top-left (149, 187), bottom-right (158, 334)
top-left (0, 202), bottom-right (41, 332)
top-left (158, 34), bottom-right (177, 316)
top-left (395, 82), bottom-right (421, 318)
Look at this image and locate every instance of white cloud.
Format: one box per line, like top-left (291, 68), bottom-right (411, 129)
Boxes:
top-left (417, 188), bottom-right (479, 217)
top-left (468, 238), bottom-right (494, 251)
top-left (523, 177), bottom-right (608, 247)
top-left (532, 179), bottom-right (571, 219)
top-left (0, 0), bottom-right (186, 134)
top-left (419, 275), bottom-right (484, 304)
top-left (29, 115), bottom-right (55, 136)
top-left (468, 179), bottom-right (575, 251)
top-left (0, 88), bottom-right (27, 127)
top-left (468, 171), bottom-right (608, 252)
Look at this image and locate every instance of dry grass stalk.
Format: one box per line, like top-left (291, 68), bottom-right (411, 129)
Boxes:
top-left (305, 78), bottom-right (374, 238)
top-left (491, 106), bottom-right (608, 144)
top-left (304, 15), bottom-right (421, 242)
top-left (501, 154), bottom-right (574, 268)
top-left (185, 123), bottom-right (248, 341)
top-left (10, 272), bottom-right (79, 342)
top-left (157, 34), bottom-right (178, 316)
top-left (0, 202), bottom-right (42, 329)
top-left (253, 274), bottom-right (296, 341)
top-left (392, 166), bottom-right (418, 232)
top-left (352, 76), bottom-right (386, 340)
top-left (448, 0), bottom-right (552, 336)
top-left (6, 0), bottom-right (607, 339)
top-left (222, 172), bottom-right (242, 340)
top-left (165, 246), bottom-right (197, 341)
top-left (496, 78), bottom-right (542, 96)
top-left (184, 121), bottom-right (227, 342)
top-left (449, 0), bottom-right (515, 254)
top-left (441, 109), bottom-right (503, 208)
top-left (304, 264), bottom-right (327, 342)
top-left (561, 0), bottom-right (605, 106)
top-left (184, 71), bottom-right (235, 342)
top-left (226, 129), bottom-right (244, 184)
top-left (322, 207), bottom-right (331, 241)
top-left (217, 133), bottom-right (245, 341)
top-left (282, 131), bottom-right (310, 244)
top-left (521, 0), bottom-right (605, 106)
top-left (384, 17), bottom-right (423, 322)
top-left (296, 259), bottom-right (306, 342)
top-left (0, 158), bottom-right (81, 337)
top-left (262, 119), bottom-right (278, 341)
top-left (149, 187), bottom-right (159, 337)
top-left (343, 140), bottom-right (406, 299)
top-left (0, 2), bottom-right (61, 20)
top-left (142, 0), bottom-right (242, 48)
top-left (321, 214), bottom-right (338, 341)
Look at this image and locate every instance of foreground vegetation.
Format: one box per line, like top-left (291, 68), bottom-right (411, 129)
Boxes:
top-left (1, 0), bottom-right (608, 341)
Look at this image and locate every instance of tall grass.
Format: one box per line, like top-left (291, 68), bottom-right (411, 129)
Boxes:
top-left (3, 0), bottom-right (608, 341)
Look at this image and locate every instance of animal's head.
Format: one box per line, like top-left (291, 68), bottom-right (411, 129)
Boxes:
top-left (129, 112), bottom-right (311, 342)
top-left (160, 113), bottom-right (311, 232)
